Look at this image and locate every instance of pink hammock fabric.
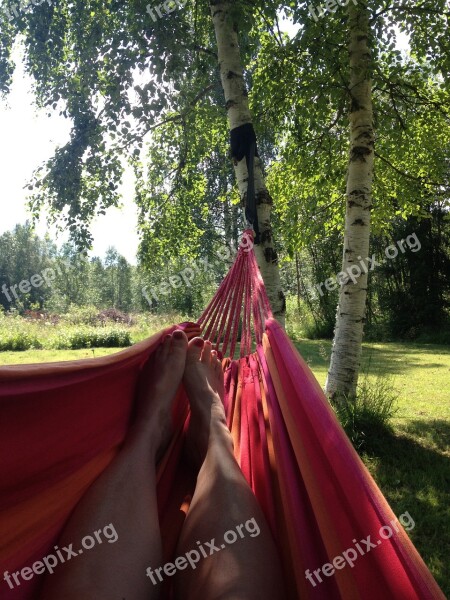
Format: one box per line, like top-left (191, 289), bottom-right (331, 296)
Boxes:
top-left (0, 232), bottom-right (445, 599)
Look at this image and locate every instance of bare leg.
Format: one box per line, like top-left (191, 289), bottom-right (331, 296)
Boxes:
top-left (40, 331), bottom-right (188, 600)
top-left (174, 339), bottom-right (285, 600)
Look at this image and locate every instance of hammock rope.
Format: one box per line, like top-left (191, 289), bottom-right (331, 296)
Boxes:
top-left (198, 230), bottom-right (272, 357)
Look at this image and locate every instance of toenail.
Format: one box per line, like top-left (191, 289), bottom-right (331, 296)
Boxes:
top-left (194, 338), bottom-right (204, 347)
top-left (173, 331), bottom-right (184, 339)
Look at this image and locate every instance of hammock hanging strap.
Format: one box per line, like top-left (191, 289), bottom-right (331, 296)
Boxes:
top-left (230, 123), bottom-right (261, 245)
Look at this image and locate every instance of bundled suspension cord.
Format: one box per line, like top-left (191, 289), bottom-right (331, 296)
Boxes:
top-left (197, 230), bottom-right (272, 358)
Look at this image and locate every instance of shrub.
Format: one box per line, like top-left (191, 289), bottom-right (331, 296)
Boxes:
top-left (60, 306), bottom-right (137, 327)
top-left (0, 311), bottom-right (43, 351)
top-left (62, 305), bottom-right (100, 326)
top-left (331, 375), bottom-right (399, 450)
top-left (302, 319), bottom-right (335, 340)
top-left (50, 326), bottom-right (132, 350)
top-left (285, 296), bottom-right (335, 340)
top-left (0, 310), bottom-right (184, 352)
top-left (97, 308), bottom-right (135, 325)
top-left (0, 331), bottom-right (43, 351)
top-left (414, 327), bottom-right (450, 345)
top-left (23, 310), bottom-right (60, 325)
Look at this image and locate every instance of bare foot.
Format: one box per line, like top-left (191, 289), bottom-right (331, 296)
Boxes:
top-left (133, 330), bottom-right (188, 460)
top-left (183, 338), bottom-right (233, 468)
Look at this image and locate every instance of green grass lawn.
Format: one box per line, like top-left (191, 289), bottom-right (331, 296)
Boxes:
top-left (1, 340), bottom-right (449, 595)
top-left (0, 347), bottom-right (126, 364)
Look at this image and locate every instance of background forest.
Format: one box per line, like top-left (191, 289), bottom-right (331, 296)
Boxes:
top-left (1, 216), bottom-right (449, 345)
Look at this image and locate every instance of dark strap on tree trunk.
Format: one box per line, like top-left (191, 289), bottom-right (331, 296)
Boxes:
top-left (230, 123), bottom-right (261, 244)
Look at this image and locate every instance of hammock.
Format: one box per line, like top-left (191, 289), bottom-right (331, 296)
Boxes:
top-left (0, 232), bottom-right (444, 600)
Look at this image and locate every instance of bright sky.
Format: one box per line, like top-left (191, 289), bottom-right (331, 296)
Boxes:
top-left (0, 46), bottom-right (139, 263)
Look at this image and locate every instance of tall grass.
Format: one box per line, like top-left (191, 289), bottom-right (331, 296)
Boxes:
top-left (0, 309), bottom-right (187, 351)
top-left (331, 375), bottom-right (399, 450)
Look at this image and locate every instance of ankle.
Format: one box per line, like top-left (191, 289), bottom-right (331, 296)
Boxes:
top-left (208, 423), bottom-right (235, 456)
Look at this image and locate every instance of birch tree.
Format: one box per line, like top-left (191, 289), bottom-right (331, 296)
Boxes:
top-left (210, 0), bottom-right (285, 323)
top-left (251, 1), bottom-right (448, 397)
top-left (324, 0), bottom-right (374, 399)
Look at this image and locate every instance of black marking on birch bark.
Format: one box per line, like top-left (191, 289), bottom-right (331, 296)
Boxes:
top-left (264, 247), bottom-right (278, 264)
top-left (355, 131), bottom-right (373, 142)
top-left (225, 100), bottom-right (238, 111)
top-left (350, 97), bottom-right (362, 112)
top-left (226, 70), bottom-right (242, 80)
top-left (352, 218), bottom-right (366, 226)
top-left (350, 146), bottom-right (372, 161)
top-left (260, 228), bottom-right (272, 245)
top-left (276, 291), bottom-right (286, 313)
top-left (357, 35), bottom-right (368, 42)
top-left (348, 200), bottom-right (363, 208)
top-left (256, 189), bottom-right (273, 206)
top-left (210, 4), bottom-right (223, 18)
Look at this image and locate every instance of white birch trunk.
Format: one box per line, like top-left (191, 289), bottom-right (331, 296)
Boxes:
top-left (210, 0), bottom-right (286, 325)
top-left (325, 1), bottom-right (374, 399)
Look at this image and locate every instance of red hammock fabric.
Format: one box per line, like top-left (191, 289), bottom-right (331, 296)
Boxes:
top-left (0, 232), bottom-right (445, 600)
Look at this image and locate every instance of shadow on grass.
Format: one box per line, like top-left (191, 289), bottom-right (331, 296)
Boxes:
top-left (359, 419), bottom-right (450, 597)
top-left (294, 339), bottom-right (450, 378)
top-left (400, 419), bottom-right (450, 455)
